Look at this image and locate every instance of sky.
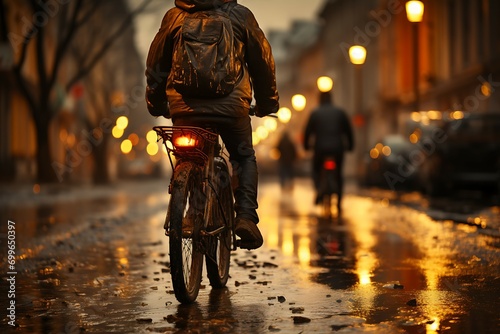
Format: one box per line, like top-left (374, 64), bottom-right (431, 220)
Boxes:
top-left (238, 0), bottom-right (324, 33)
top-left (132, 0), bottom-right (325, 61)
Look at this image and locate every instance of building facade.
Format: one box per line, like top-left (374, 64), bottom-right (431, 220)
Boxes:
top-left (272, 0), bottom-right (500, 179)
top-left (0, 0), bottom-right (150, 184)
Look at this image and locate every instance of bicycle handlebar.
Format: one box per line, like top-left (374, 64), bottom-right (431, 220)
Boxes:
top-left (249, 105), bottom-right (278, 118)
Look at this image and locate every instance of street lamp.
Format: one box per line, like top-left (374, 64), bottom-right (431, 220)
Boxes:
top-left (405, 0), bottom-right (424, 111)
top-left (277, 107), bottom-right (292, 124)
top-left (349, 45), bottom-right (367, 125)
top-left (348, 45), bottom-right (367, 65)
top-left (349, 45), bottom-right (367, 182)
top-left (405, 0), bottom-right (424, 22)
top-left (291, 94), bottom-right (306, 112)
top-left (317, 76), bottom-right (334, 93)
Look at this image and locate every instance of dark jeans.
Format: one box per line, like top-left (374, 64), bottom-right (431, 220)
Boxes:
top-left (174, 116), bottom-right (259, 224)
top-left (312, 152), bottom-right (344, 209)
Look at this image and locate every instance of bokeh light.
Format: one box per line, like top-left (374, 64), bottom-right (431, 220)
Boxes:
top-left (147, 142), bottom-right (159, 156)
top-left (291, 94), bottom-right (306, 111)
top-left (277, 107), bottom-right (292, 123)
top-left (120, 139), bottom-right (133, 154)
top-left (112, 126), bottom-right (124, 139)
top-left (116, 116), bottom-right (129, 130)
top-left (146, 130), bottom-right (158, 143)
top-left (317, 76), bottom-right (334, 92)
top-left (264, 118), bottom-right (278, 131)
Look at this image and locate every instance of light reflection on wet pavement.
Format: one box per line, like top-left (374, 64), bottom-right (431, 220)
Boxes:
top-left (0, 178), bottom-right (499, 333)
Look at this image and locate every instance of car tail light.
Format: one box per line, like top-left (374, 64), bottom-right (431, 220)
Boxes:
top-left (323, 159), bottom-right (337, 170)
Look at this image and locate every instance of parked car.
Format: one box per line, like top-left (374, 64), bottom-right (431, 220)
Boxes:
top-left (417, 112), bottom-right (500, 196)
top-left (363, 134), bottom-right (418, 190)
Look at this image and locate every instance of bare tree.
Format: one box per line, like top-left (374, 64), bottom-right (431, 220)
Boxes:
top-left (1, 0), bottom-right (152, 182)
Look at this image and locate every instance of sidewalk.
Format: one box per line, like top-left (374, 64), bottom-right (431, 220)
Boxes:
top-left (0, 178), bottom-right (169, 207)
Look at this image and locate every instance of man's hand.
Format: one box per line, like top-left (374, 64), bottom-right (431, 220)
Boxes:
top-left (146, 96), bottom-right (170, 118)
top-left (147, 100), bottom-right (170, 118)
top-left (250, 105), bottom-right (274, 118)
top-left (146, 86), bottom-right (170, 118)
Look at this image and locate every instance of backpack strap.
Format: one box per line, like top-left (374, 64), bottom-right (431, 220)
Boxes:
top-left (219, 1), bottom-right (237, 16)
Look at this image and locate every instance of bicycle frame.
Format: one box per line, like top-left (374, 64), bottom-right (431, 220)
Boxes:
top-left (154, 125), bottom-right (236, 248)
top-left (318, 156), bottom-right (340, 218)
top-left (154, 125), bottom-right (235, 303)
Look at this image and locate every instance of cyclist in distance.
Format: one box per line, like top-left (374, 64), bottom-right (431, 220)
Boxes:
top-left (145, 0), bottom-right (279, 249)
top-left (303, 90), bottom-right (354, 216)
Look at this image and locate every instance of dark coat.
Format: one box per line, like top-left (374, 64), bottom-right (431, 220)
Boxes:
top-left (145, 0), bottom-right (279, 118)
top-left (303, 103), bottom-right (354, 155)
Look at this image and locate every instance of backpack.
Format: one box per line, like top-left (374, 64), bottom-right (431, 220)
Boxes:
top-left (172, 5), bottom-right (238, 98)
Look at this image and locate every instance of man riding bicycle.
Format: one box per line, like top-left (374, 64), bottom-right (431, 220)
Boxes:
top-left (303, 90), bottom-right (354, 216)
top-left (145, 0), bottom-right (279, 249)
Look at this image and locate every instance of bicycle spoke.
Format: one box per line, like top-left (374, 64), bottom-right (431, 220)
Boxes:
top-left (168, 162), bottom-right (204, 303)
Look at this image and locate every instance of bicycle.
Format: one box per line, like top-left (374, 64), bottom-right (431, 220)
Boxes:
top-left (154, 124), bottom-right (235, 304)
top-left (317, 156), bottom-right (340, 218)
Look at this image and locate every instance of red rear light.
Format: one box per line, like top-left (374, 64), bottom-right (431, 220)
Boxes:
top-left (323, 159), bottom-right (336, 170)
top-left (174, 135), bottom-right (198, 148)
top-left (172, 131), bottom-right (202, 149)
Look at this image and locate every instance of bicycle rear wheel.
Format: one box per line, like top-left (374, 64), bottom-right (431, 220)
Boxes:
top-left (320, 170), bottom-right (337, 219)
top-left (168, 161), bottom-right (205, 304)
top-left (206, 159), bottom-right (233, 288)
top-left (322, 194), bottom-right (332, 218)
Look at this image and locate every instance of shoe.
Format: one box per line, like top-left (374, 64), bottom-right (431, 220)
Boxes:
top-left (234, 218), bottom-right (263, 250)
top-left (182, 217), bottom-right (194, 237)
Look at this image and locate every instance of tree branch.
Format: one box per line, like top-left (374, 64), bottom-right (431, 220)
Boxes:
top-left (13, 67), bottom-right (40, 127)
top-left (65, 0), bottom-right (154, 90)
top-left (48, 0), bottom-right (84, 89)
top-left (2, 1), bottom-right (37, 123)
top-left (31, 2), bottom-right (49, 103)
top-left (13, 28), bottom-right (36, 71)
top-left (76, 1), bottom-right (101, 27)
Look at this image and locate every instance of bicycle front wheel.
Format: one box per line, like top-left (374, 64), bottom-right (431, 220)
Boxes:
top-left (168, 161), bottom-right (205, 304)
top-left (206, 159), bottom-right (233, 288)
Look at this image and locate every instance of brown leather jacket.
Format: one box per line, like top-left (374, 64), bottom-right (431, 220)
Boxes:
top-left (145, 0), bottom-right (279, 118)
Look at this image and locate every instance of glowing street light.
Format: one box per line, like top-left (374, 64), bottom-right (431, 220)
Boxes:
top-left (116, 116), bottom-right (129, 130)
top-left (349, 45), bottom-right (368, 180)
top-left (405, 0), bottom-right (424, 22)
top-left (277, 107), bottom-right (292, 123)
top-left (291, 94), bottom-right (306, 111)
top-left (405, 0), bottom-right (424, 111)
top-left (146, 143), bottom-right (159, 156)
top-left (252, 132), bottom-right (260, 146)
top-left (256, 126), bottom-right (269, 140)
top-left (349, 45), bottom-right (367, 65)
top-left (264, 118), bottom-right (278, 131)
top-left (317, 76), bottom-right (333, 93)
top-left (146, 130), bottom-right (158, 143)
top-left (120, 139), bottom-right (133, 154)
top-left (112, 126), bottom-right (124, 139)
